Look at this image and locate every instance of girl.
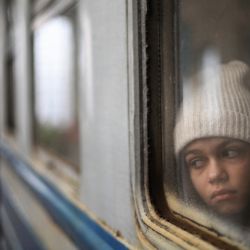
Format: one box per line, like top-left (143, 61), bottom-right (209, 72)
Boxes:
top-left (175, 61), bottom-right (250, 227)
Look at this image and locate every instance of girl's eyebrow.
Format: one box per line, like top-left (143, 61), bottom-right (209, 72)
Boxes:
top-left (183, 149), bottom-right (201, 158)
top-left (183, 139), bottom-right (246, 158)
top-left (218, 139), bottom-right (245, 149)
top-left (219, 139), bottom-right (235, 146)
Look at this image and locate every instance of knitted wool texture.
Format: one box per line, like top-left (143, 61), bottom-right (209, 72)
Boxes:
top-left (175, 61), bottom-right (250, 155)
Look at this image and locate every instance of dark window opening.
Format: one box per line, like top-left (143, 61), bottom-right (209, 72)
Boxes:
top-left (5, 0), bottom-right (16, 134)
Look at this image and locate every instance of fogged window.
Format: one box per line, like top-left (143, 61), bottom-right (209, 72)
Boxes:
top-left (167, 0), bottom-right (250, 245)
top-left (33, 7), bottom-right (79, 168)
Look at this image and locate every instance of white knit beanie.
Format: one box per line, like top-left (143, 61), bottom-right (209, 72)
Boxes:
top-left (175, 60), bottom-right (250, 155)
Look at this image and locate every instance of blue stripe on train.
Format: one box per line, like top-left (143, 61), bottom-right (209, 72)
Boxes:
top-left (0, 143), bottom-right (128, 250)
top-left (2, 189), bottom-right (46, 250)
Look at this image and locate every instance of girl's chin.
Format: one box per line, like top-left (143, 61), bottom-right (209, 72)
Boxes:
top-left (212, 204), bottom-right (244, 216)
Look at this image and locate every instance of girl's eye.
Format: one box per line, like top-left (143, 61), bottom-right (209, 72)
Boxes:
top-left (188, 158), bottom-right (205, 169)
top-left (222, 149), bottom-right (240, 158)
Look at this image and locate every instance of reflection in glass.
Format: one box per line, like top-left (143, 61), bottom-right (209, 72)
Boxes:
top-left (167, 0), bottom-right (250, 245)
top-left (34, 13), bottom-right (79, 167)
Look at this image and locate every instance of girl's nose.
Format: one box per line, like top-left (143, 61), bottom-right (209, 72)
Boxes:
top-left (208, 159), bottom-right (228, 184)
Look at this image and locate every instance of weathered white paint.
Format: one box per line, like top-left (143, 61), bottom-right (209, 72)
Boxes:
top-left (79, 0), bottom-right (138, 245)
top-left (14, 0), bottom-right (33, 156)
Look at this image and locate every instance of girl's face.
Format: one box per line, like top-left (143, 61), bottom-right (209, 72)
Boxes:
top-left (184, 137), bottom-right (250, 215)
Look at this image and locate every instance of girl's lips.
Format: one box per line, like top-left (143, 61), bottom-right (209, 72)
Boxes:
top-left (211, 189), bottom-right (237, 202)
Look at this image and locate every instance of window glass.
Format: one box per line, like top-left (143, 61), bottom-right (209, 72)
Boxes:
top-left (166, 0), bottom-right (250, 245)
top-left (33, 7), bottom-right (79, 168)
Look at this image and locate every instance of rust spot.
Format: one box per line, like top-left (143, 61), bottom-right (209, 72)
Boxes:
top-left (115, 230), bottom-right (122, 237)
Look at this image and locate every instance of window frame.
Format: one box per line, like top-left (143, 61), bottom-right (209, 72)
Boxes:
top-left (133, 0), bottom-right (245, 249)
top-left (31, 0), bottom-right (81, 175)
top-left (0, 0), bottom-right (7, 137)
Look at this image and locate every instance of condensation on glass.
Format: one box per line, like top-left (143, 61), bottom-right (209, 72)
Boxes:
top-left (33, 7), bottom-right (80, 168)
top-left (165, 0), bottom-right (250, 245)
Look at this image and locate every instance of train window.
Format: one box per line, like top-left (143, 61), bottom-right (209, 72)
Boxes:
top-left (5, 0), bottom-right (16, 134)
top-left (33, 6), bottom-right (80, 170)
top-left (163, 0), bottom-right (250, 246)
